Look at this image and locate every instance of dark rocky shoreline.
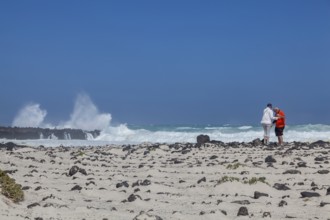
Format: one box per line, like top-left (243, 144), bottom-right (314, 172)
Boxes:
top-left (0, 126), bottom-right (100, 140)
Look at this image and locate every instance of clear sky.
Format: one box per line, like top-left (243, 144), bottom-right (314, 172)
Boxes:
top-left (1, 1), bottom-right (329, 126)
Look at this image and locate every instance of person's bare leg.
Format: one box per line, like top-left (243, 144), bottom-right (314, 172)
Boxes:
top-left (277, 136), bottom-right (283, 145)
top-left (279, 136), bottom-right (283, 145)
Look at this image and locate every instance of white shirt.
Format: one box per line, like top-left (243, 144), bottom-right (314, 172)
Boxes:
top-left (261, 107), bottom-right (277, 125)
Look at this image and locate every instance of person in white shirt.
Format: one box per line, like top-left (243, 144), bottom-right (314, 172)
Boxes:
top-left (260, 103), bottom-right (278, 145)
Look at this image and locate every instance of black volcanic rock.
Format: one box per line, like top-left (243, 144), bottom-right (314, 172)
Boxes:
top-left (254, 191), bottom-right (269, 199)
top-left (265, 155), bottom-right (276, 163)
top-left (300, 191), bottom-right (320, 198)
top-left (327, 187), bottom-right (330, 195)
top-left (197, 135), bottom-right (210, 145)
top-left (0, 142), bottom-right (24, 151)
top-left (197, 177), bottom-right (206, 184)
top-left (251, 138), bottom-right (263, 146)
top-left (297, 161), bottom-right (307, 167)
top-left (69, 166), bottom-right (80, 176)
top-left (237, 206), bottom-right (249, 216)
top-left (116, 181), bottom-right (129, 188)
top-left (127, 194), bottom-right (142, 202)
top-left (27, 202), bottom-right (40, 209)
top-left (71, 185), bottom-right (83, 191)
top-left (279, 200), bottom-right (288, 207)
top-left (317, 170), bottom-right (329, 174)
top-left (273, 183), bottom-right (290, 191)
top-left (0, 126), bottom-right (100, 140)
top-left (283, 170), bottom-right (301, 175)
top-left (133, 211), bottom-right (163, 220)
top-left (310, 140), bottom-right (330, 148)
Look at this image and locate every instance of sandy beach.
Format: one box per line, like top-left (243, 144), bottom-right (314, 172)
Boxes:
top-left (0, 140), bottom-right (330, 220)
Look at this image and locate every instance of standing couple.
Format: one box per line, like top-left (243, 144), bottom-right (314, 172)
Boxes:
top-left (261, 103), bottom-right (286, 145)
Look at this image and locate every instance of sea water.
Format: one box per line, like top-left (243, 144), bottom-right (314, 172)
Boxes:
top-left (5, 94), bottom-right (330, 147)
top-left (2, 124), bottom-right (330, 147)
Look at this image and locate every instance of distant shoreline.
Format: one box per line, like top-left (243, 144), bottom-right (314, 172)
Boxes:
top-left (0, 126), bottom-right (100, 140)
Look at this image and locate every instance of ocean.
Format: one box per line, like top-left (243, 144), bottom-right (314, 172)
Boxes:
top-left (5, 94), bottom-right (330, 147)
top-left (3, 123), bottom-right (330, 147)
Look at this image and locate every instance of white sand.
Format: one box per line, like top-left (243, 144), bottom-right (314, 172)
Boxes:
top-left (0, 142), bottom-right (329, 220)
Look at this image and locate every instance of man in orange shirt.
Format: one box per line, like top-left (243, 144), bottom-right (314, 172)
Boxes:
top-left (273, 107), bottom-right (286, 145)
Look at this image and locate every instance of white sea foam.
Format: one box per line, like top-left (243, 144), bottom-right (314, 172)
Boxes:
top-left (238, 126), bottom-right (253, 130)
top-left (176, 127), bottom-right (198, 130)
top-left (59, 93), bottom-right (111, 131)
top-left (12, 103), bottom-right (47, 127)
top-left (8, 93), bottom-right (330, 147)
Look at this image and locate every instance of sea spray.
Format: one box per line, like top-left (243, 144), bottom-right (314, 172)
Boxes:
top-left (60, 93), bottom-right (111, 131)
top-left (9, 94), bottom-right (330, 146)
top-left (12, 103), bottom-right (47, 127)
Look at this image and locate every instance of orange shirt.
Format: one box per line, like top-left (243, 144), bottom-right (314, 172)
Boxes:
top-left (276, 110), bottom-right (285, 128)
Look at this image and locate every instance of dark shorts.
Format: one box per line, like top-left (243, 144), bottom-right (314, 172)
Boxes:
top-left (275, 126), bottom-right (285, 136)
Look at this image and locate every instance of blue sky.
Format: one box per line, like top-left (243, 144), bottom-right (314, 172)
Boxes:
top-left (1, 1), bottom-right (329, 126)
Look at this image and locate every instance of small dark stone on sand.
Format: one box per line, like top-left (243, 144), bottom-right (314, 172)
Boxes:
top-left (315, 157), bottom-right (325, 162)
top-left (197, 177), bottom-right (206, 184)
top-left (79, 168), bottom-right (88, 175)
top-left (283, 170), bottom-right (301, 174)
top-left (141, 179), bottom-right (151, 186)
top-left (254, 191), bottom-right (269, 199)
top-left (128, 194), bottom-right (142, 202)
top-left (232, 200), bottom-right (250, 205)
top-left (300, 191), bottom-right (320, 198)
top-left (297, 162), bottom-right (307, 167)
top-left (210, 155), bottom-right (218, 160)
top-left (132, 211), bottom-right (163, 220)
top-left (320, 202), bottom-right (330, 207)
top-left (68, 166), bottom-right (80, 176)
top-left (273, 183), bottom-right (291, 191)
top-left (27, 202), bottom-right (40, 209)
top-left (237, 206), bottom-right (249, 216)
top-left (279, 200), bottom-right (288, 207)
top-left (116, 181), bottom-right (129, 188)
top-left (317, 170), bottom-right (329, 174)
top-left (71, 185), bottom-right (82, 191)
top-left (263, 212), bottom-right (271, 218)
top-left (327, 187), bottom-right (330, 195)
top-left (265, 155), bottom-right (276, 163)
top-left (22, 186), bottom-right (31, 190)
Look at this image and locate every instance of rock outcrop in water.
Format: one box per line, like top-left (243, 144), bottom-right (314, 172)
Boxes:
top-left (0, 126), bottom-right (100, 140)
